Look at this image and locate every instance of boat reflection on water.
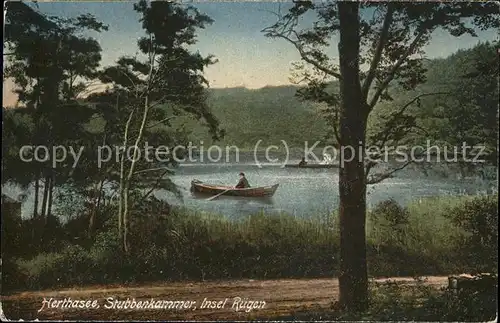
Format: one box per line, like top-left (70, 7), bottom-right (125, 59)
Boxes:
top-left (190, 191), bottom-right (275, 206)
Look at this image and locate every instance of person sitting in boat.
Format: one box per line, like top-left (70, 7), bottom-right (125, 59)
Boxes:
top-left (298, 157), bottom-right (307, 167)
top-left (235, 172), bottom-right (250, 188)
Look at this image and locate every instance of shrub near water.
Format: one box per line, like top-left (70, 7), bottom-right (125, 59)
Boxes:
top-left (13, 209), bottom-right (339, 290)
top-left (368, 199), bottom-right (409, 247)
top-left (367, 195), bottom-right (498, 276)
top-left (6, 195), bottom-right (498, 291)
top-left (444, 195), bottom-right (498, 272)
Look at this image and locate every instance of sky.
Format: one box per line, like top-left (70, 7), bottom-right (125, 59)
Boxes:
top-left (3, 1), bottom-right (498, 106)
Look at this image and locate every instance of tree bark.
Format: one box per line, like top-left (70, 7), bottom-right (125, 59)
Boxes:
top-left (46, 172), bottom-right (54, 219)
top-left (40, 174), bottom-right (49, 220)
top-left (337, 2), bottom-right (369, 312)
top-left (118, 107), bottom-right (135, 253)
top-left (89, 180), bottom-right (104, 238)
top-left (33, 177), bottom-right (39, 219)
top-left (117, 93), bottom-right (131, 252)
top-left (32, 176), bottom-right (40, 243)
top-left (123, 94), bottom-right (151, 254)
top-left (120, 39), bottom-right (155, 254)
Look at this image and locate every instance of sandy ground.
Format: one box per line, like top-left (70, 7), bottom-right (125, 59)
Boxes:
top-left (1, 276), bottom-right (449, 321)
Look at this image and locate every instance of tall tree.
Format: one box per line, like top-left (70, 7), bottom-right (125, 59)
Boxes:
top-left (90, 0), bottom-right (224, 253)
top-left (426, 42), bottom-right (498, 161)
top-left (264, 1), bottom-right (499, 310)
top-left (3, 1), bottom-right (107, 226)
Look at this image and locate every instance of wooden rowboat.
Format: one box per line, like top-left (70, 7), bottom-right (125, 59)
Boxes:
top-left (284, 164), bottom-right (339, 169)
top-left (191, 180), bottom-right (279, 197)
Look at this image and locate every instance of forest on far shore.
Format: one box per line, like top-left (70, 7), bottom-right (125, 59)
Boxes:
top-left (181, 42), bottom-right (496, 154)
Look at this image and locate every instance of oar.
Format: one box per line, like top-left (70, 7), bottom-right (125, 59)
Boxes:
top-left (206, 189), bottom-right (231, 201)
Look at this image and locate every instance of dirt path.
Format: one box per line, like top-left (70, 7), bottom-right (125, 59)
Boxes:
top-left (1, 276), bottom-right (449, 320)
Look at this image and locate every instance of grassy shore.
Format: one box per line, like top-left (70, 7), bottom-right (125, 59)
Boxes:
top-left (1, 194), bottom-right (497, 293)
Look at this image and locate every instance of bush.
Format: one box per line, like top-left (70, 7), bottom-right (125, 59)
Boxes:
top-left (421, 282), bottom-right (498, 321)
top-left (369, 199), bottom-right (410, 248)
top-left (7, 195), bottom-right (497, 291)
top-left (18, 244), bottom-right (95, 290)
top-left (12, 208), bottom-right (340, 289)
top-left (371, 199), bottom-right (410, 227)
top-left (445, 195), bottom-right (498, 272)
top-left (1, 257), bottom-right (27, 293)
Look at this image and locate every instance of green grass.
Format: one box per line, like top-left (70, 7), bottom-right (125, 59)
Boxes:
top-left (2, 195), bottom-right (497, 293)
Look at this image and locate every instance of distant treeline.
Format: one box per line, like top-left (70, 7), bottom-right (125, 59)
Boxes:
top-left (178, 42), bottom-right (497, 156)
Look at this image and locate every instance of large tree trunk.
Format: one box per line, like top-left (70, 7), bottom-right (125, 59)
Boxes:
top-left (337, 2), bottom-right (369, 311)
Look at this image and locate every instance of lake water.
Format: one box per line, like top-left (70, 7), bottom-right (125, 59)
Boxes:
top-left (157, 161), bottom-right (496, 219)
top-left (3, 157), bottom-right (497, 220)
